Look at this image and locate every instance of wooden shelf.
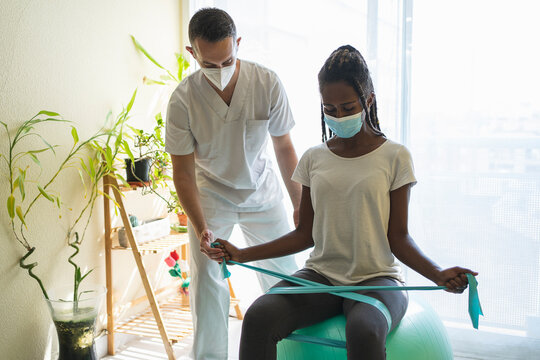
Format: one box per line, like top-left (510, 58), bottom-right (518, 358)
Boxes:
top-left (115, 295), bottom-right (193, 343)
top-left (103, 173), bottom-right (243, 359)
top-left (114, 295), bottom-right (241, 344)
top-left (112, 231), bottom-right (189, 255)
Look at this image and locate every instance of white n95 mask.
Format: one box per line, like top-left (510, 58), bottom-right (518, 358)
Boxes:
top-left (201, 63), bottom-right (236, 91)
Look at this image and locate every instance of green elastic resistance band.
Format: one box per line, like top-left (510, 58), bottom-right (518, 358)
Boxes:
top-left (226, 260), bottom-right (393, 332)
top-left (268, 285), bottom-right (446, 294)
top-left (210, 243), bottom-right (482, 333)
top-left (286, 333), bottom-right (346, 348)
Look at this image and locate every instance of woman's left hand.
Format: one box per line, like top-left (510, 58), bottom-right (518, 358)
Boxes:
top-left (435, 267), bottom-right (479, 294)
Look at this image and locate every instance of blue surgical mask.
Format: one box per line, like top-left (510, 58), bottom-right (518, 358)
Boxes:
top-left (323, 110), bottom-right (364, 138)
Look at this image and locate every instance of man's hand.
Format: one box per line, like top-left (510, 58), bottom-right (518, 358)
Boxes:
top-left (198, 229), bottom-right (225, 261)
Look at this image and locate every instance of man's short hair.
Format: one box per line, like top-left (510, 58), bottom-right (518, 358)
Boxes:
top-left (188, 8), bottom-right (237, 46)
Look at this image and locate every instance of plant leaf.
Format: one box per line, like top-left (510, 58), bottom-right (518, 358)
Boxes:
top-left (143, 78), bottom-right (166, 86)
top-left (7, 195), bottom-right (15, 219)
top-left (35, 134), bottom-right (57, 155)
top-left (130, 35), bottom-right (165, 70)
top-left (122, 140), bottom-right (134, 161)
top-left (37, 185), bottom-right (55, 202)
top-left (28, 148), bottom-right (52, 154)
top-left (16, 205), bottom-right (26, 226)
top-left (80, 268), bottom-right (94, 282)
top-left (37, 110), bottom-right (60, 117)
top-left (79, 157), bottom-right (89, 175)
top-left (71, 126), bottom-right (79, 144)
top-left (28, 153), bottom-right (41, 166)
top-left (17, 172), bottom-right (25, 201)
top-left (126, 89), bottom-right (137, 113)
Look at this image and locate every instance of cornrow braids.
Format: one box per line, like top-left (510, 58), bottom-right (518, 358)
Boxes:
top-left (318, 45), bottom-right (384, 142)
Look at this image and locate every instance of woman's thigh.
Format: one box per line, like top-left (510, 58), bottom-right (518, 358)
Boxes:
top-left (343, 276), bottom-right (409, 333)
top-left (243, 268), bottom-right (343, 336)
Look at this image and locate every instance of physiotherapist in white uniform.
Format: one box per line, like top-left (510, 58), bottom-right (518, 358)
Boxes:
top-left (165, 8), bottom-right (301, 360)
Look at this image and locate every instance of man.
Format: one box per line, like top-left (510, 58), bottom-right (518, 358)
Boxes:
top-left (165, 7), bottom-right (301, 359)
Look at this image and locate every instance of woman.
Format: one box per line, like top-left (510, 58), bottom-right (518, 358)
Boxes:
top-left (215, 45), bottom-right (477, 359)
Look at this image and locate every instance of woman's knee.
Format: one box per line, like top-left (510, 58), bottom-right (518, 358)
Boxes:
top-left (243, 295), bottom-right (283, 332)
top-left (345, 310), bottom-right (388, 350)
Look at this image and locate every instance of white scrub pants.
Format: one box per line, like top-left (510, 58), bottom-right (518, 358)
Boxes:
top-left (187, 202), bottom-right (298, 360)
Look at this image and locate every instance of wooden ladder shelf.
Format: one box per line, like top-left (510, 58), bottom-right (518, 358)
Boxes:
top-left (102, 173), bottom-right (243, 359)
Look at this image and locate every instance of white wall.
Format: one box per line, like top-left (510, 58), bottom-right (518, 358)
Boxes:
top-left (0, 1), bottom-right (183, 358)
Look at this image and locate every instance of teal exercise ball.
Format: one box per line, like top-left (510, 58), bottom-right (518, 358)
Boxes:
top-left (277, 295), bottom-right (453, 360)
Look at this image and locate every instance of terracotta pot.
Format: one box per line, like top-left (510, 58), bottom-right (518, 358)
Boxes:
top-left (180, 292), bottom-right (190, 306)
top-left (176, 212), bottom-right (188, 226)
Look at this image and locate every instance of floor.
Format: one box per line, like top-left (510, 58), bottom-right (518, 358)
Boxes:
top-left (99, 262), bottom-right (485, 360)
top-left (100, 320), bottom-right (482, 360)
top-left (100, 242), bottom-right (262, 360)
top-left (99, 230), bottom-right (539, 359)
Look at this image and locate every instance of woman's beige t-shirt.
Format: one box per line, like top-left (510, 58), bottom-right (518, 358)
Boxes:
top-left (292, 139), bottom-right (417, 285)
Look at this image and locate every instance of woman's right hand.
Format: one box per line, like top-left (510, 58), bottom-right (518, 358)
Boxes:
top-left (215, 239), bottom-right (243, 263)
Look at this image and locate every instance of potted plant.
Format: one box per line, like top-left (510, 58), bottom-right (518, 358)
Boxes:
top-left (164, 250), bottom-right (190, 305)
top-left (167, 190), bottom-right (188, 227)
top-left (2, 91), bottom-right (136, 360)
top-left (128, 35), bottom-right (191, 225)
top-left (124, 114), bottom-right (165, 185)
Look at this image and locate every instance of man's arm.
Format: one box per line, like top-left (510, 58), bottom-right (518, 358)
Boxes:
top-left (271, 133), bottom-right (302, 226)
top-left (170, 153), bottom-right (224, 260)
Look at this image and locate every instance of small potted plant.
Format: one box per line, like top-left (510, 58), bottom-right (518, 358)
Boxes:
top-left (164, 250), bottom-right (190, 306)
top-left (124, 119), bottom-right (160, 185)
top-left (167, 190), bottom-right (188, 227)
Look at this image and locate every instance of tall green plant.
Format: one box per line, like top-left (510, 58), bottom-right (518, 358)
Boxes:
top-left (128, 35), bottom-right (190, 215)
top-left (1, 90), bottom-right (136, 303)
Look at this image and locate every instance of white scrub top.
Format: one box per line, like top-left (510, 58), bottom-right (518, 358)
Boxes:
top-left (165, 60), bottom-right (295, 212)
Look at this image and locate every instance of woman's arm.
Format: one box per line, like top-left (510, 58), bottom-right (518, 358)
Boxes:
top-left (217, 185), bottom-right (314, 263)
top-left (388, 184), bottom-right (477, 293)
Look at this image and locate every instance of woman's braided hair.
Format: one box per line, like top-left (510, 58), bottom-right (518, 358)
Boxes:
top-left (318, 45), bottom-right (384, 142)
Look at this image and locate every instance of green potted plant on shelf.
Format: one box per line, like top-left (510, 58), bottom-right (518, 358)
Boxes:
top-left (167, 190), bottom-right (187, 228)
top-left (127, 35), bottom-right (190, 225)
top-left (124, 113), bottom-right (168, 185)
top-left (1, 90), bottom-right (136, 360)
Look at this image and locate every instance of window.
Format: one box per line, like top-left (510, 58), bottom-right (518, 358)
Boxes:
top-left (188, 0), bottom-right (540, 354)
top-left (407, 0), bottom-right (540, 343)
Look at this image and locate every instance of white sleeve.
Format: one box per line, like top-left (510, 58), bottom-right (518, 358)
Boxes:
top-left (390, 145), bottom-right (417, 191)
top-left (268, 72), bottom-right (295, 137)
top-left (165, 90), bottom-right (195, 155)
top-left (291, 150), bottom-right (311, 187)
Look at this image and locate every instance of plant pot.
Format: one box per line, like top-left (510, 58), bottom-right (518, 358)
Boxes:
top-left (180, 292), bottom-right (190, 306)
top-left (176, 212), bottom-right (188, 226)
top-left (125, 157), bottom-right (151, 183)
top-left (118, 216), bottom-right (171, 247)
top-left (46, 285), bottom-right (106, 360)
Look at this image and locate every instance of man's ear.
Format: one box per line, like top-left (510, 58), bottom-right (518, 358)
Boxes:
top-left (186, 46), bottom-right (195, 58)
top-left (236, 37), bottom-right (242, 48)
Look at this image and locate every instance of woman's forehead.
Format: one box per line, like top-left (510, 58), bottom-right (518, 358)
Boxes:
top-left (321, 81), bottom-right (359, 103)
